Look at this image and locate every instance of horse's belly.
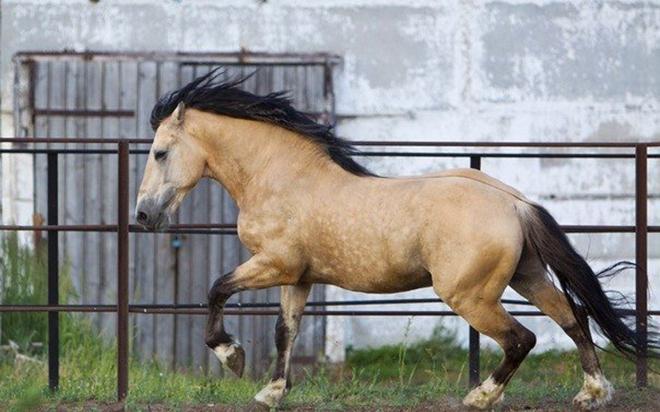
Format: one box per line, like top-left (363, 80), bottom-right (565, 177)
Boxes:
top-left (302, 258), bottom-right (432, 293)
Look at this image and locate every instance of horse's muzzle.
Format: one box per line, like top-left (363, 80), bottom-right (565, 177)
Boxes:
top-left (135, 198), bottom-right (170, 231)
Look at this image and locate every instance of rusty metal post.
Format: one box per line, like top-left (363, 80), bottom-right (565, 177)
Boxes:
top-left (635, 144), bottom-right (648, 387)
top-left (468, 155), bottom-right (481, 387)
top-left (117, 141), bottom-right (130, 400)
top-left (47, 153), bottom-right (59, 391)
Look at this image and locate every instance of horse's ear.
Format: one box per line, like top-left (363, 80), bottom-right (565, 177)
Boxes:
top-left (172, 101), bottom-right (186, 126)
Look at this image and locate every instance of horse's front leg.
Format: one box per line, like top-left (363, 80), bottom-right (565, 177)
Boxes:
top-left (205, 253), bottom-right (301, 377)
top-left (251, 283), bottom-right (311, 410)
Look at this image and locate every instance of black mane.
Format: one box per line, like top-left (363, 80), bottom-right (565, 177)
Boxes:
top-left (150, 68), bottom-right (374, 177)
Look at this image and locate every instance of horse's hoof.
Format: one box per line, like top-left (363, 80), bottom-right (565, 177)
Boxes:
top-left (462, 377), bottom-right (504, 410)
top-left (253, 378), bottom-right (287, 410)
top-left (245, 400), bottom-right (271, 411)
top-left (226, 343), bottom-right (245, 377)
top-left (572, 373), bottom-right (614, 410)
top-left (212, 341), bottom-right (246, 378)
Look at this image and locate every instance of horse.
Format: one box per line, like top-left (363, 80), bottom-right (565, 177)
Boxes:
top-left (135, 69), bottom-right (658, 411)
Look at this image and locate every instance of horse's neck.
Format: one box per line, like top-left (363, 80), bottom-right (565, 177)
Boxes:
top-left (194, 112), bottom-right (343, 207)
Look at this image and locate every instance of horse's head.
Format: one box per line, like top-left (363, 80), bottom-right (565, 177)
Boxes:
top-left (135, 102), bottom-right (206, 230)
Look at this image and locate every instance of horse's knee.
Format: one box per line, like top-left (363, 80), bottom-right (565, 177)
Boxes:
top-left (208, 273), bottom-right (235, 303)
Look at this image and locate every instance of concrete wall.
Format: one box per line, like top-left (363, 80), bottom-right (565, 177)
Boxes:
top-left (1, 0), bottom-right (659, 360)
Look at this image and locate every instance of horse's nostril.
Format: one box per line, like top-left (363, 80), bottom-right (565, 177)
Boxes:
top-left (137, 211), bottom-right (148, 224)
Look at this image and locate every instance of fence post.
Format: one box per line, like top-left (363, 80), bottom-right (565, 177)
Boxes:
top-left (468, 155), bottom-right (481, 387)
top-left (635, 144), bottom-right (648, 387)
top-left (47, 153), bottom-right (59, 391)
top-left (117, 141), bottom-right (130, 401)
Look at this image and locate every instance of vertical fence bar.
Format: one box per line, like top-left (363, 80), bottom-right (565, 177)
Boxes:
top-left (635, 144), bottom-right (648, 387)
top-left (468, 155), bottom-right (481, 387)
top-left (47, 153), bottom-right (59, 391)
top-left (117, 141), bottom-right (130, 400)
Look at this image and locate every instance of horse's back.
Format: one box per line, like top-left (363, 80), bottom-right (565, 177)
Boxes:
top-left (403, 168), bottom-right (527, 202)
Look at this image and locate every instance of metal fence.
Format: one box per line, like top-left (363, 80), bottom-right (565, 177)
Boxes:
top-left (0, 137), bottom-right (658, 402)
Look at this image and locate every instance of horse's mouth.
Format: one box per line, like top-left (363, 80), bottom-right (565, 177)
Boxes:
top-left (153, 214), bottom-right (171, 232)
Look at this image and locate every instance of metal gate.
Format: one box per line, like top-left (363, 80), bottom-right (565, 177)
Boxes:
top-left (13, 51), bottom-right (337, 375)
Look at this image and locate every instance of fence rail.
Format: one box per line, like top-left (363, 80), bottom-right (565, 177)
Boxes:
top-left (0, 138), bottom-right (657, 401)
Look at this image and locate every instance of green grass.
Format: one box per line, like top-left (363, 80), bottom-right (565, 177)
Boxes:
top-left (0, 321), bottom-right (657, 411)
top-left (0, 233), bottom-right (76, 353)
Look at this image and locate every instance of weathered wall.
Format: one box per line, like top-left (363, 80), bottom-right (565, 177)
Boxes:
top-left (1, 0), bottom-right (659, 361)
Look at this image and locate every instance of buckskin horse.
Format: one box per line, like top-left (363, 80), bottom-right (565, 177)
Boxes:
top-left (135, 69), bottom-right (657, 410)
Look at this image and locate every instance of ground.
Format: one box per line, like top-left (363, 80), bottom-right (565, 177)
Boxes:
top-left (1, 323), bottom-right (658, 412)
top-left (41, 389), bottom-right (660, 411)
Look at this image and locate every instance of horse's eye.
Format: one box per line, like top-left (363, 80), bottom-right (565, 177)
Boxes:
top-left (154, 150), bottom-right (168, 161)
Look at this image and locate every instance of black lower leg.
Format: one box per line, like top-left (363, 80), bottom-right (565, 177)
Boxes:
top-left (491, 325), bottom-right (536, 385)
top-left (205, 272), bottom-right (239, 349)
top-left (563, 311), bottom-right (601, 376)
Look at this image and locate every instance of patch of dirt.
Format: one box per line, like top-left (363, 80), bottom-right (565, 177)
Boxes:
top-left (44, 389), bottom-right (660, 412)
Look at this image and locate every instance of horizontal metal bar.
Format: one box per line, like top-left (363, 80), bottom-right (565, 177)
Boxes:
top-left (0, 149), bottom-right (118, 154)
top-left (1, 305), bottom-right (656, 317)
top-left (0, 299), bottom-right (531, 314)
top-left (129, 297), bottom-right (535, 308)
top-left (13, 51), bottom-right (342, 65)
top-left (352, 141), bottom-right (660, 148)
top-left (34, 109), bottom-right (134, 117)
top-left (0, 224), bottom-right (237, 235)
top-left (2, 224), bottom-right (657, 234)
top-left (2, 137), bottom-right (659, 148)
top-left (0, 137), bottom-right (151, 144)
top-left (356, 152), bottom-right (655, 159)
top-left (141, 309), bottom-right (546, 316)
top-left (0, 305), bottom-right (115, 312)
top-left (5, 148), bottom-right (660, 160)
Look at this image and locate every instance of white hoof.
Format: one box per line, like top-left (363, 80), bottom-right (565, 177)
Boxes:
top-left (254, 378), bottom-right (287, 408)
top-left (212, 341), bottom-right (238, 364)
top-left (212, 340), bottom-right (246, 377)
top-left (463, 377), bottom-right (504, 410)
top-left (573, 373), bottom-right (614, 410)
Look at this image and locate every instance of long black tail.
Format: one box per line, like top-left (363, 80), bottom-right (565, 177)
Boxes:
top-left (520, 203), bottom-right (659, 358)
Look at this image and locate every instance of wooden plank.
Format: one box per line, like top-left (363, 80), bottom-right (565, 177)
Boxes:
top-left (100, 60), bottom-right (121, 336)
top-left (153, 61), bottom-right (178, 367)
top-left (84, 61), bottom-right (103, 328)
top-left (174, 64), bottom-right (195, 369)
top-left (47, 62), bottom-right (67, 198)
top-left (62, 60), bottom-right (86, 310)
top-left (49, 62), bottom-right (69, 290)
top-left (134, 61), bottom-right (158, 361)
top-left (61, 61), bottom-right (75, 294)
top-left (119, 60), bottom-right (138, 343)
top-left (33, 62), bottom-right (49, 231)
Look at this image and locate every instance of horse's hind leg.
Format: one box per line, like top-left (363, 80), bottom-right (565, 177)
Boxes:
top-left (455, 301), bottom-right (536, 409)
top-left (431, 244), bottom-right (535, 409)
top-left (250, 283), bottom-right (311, 411)
top-left (511, 252), bottom-right (613, 410)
